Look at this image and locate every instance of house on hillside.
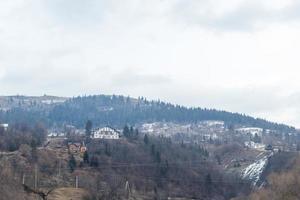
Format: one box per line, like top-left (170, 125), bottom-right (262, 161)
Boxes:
top-left (93, 127), bottom-right (120, 139)
top-left (0, 123), bottom-right (8, 131)
top-left (47, 131), bottom-right (65, 138)
top-left (244, 141), bottom-right (266, 151)
top-left (68, 142), bottom-right (87, 154)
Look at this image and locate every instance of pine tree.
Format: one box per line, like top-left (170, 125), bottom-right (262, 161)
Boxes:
top-left (160, 160), bottom-right (169, 176)
top-left (134, 128), bottom-right (139, 138)
top-left (297, 143), bottom-right (300, 151)
top-left (90, 155), bottom-right (99, 167)
top-left (30, 139), bottom-right (38, 163)
top-left (85, 120), bottom-right (93, 136)
top-left (129, 126), bottom-right (134, 138)
top-left (83, 151), bottom-right (89, 164)
top-left (123, 125), bottom-right (130, 138)
top-left (144, 134), bottom-right (149, 145)
top-left (151, 144), bottom-right (156, 156)
top-left (252, 133), bottom-right (261, 143)
top-left (156, 151), bottom-right (161, 163)
top-left (105, 143), bottom-right (111, 156)
top-left (205, 174), bottom-right (212, 194)
top-left (69, 155), bottom-right (77, 172)
top-left (85, 120), bottom-right (93, 143)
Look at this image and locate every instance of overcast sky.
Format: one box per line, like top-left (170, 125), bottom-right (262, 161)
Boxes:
top-left (1, 0), bottom-right (300, 127)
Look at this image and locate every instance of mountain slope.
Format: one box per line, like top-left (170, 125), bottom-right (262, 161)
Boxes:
top-left (0, 95), bottom-right (295, 132)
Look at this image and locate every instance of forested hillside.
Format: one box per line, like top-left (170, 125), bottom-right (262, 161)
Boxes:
top-left (0, 124), bottom-right (251, 200)
top-left (0, 95), bottom-right (295, 132)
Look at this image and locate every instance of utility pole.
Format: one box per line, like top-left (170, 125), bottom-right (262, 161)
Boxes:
top-left (22, 174), bottom-right (26, 185)
top-left (75, 176), bottom-right (78, 189)
top-left (34, 164), bottom-right (38, 190)
top-left (125, 180), bottom-right (131, 199)
top-left (58, 159), bottom-right (61, 177)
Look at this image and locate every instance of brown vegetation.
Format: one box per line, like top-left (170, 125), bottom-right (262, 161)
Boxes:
top-left (0, 124), bottom-right (251, 199)
top-left (245, 155), bottom-right (300, 200)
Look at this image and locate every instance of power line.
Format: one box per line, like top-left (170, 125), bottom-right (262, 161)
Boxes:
top-left (17, 169), bottom-right (249, 185)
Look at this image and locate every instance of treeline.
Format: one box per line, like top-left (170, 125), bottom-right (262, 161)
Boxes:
top-left (76, 133), bottom-right (250, 199)
top-left (0, 123), bottom-right (47, 152)
top-left (0, 95), bottom-right (295, 132)
top-left (48, 95), bottom-right (295, 132)
top-left (0, 121), bottom-right (252, 199)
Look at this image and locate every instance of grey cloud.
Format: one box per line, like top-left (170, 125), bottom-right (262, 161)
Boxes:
top-left (153, 85), bottom-right (300, 125)
top-left (169, 1), bottom-right (300, 31)
top-left (9, 0), bottom-right (300, 32)
top-left (112, 69), bottom-right (172, 87)
top-left (168, 86), bottom-right (284, 113)
top-left (1, 0), bottom-right (300, 127)
top-left (41, 0), bottom-right (108, 27)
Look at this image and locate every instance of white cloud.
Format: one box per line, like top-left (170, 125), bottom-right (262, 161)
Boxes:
top-left (1, 0), bottom-right (300, 126)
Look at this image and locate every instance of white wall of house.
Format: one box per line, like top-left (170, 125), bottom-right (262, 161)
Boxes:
top-left (93, 127), bottom-right (120, 139)
top-left (0, 123), bottom-right (8, 131)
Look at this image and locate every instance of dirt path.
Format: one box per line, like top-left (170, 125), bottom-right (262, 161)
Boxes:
top-left (48, 187), bottom-right (87, 200)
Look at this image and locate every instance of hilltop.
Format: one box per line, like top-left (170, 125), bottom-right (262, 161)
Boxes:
top-left (0, 95), bottom-right (67, 111)
top-left (0, 95), bottom-right (295, 132)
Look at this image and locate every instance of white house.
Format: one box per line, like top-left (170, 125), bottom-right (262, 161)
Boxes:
top-left (0, 124), bottom-right (8, 131)
top-left (93, 127), bottom-right (120, 139)
top-left (47, 131), bottom-right (65, 138)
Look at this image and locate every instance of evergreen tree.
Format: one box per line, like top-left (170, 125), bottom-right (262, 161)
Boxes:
top-left (205, 174), bottom-right (213, 194)
top-left (252, 133), bottom-right (262, 143)
top-left (123, 125), bottom-right (130, 138)
top-left (215, 155), bottom-right (221, 165)
top-left (130, 126), bottom-right (134, 137)
top-left (105, 143), bottom-right (111, 156)
top-left (1, 94), bottom-right (295, 133)
top-left (85, 120), bottom-right (93, 138)
top-left (297, 143), bottom-right (300, 151)
top-left (160, 160), bottom-right (169, 176)
top-left (69, 155), bottom-right (77, 172)
top-left (204, 149), bottom-right (209, 157)
top-left (30, 139), bottom-right (38, 163)
top-left (151, 144), bottom-right (156, 156)
top-left (144, 134), bottom-right (149, 145)
top-left (156, 151), bottom-right (161, 163)
top-left (90, 155), bottom-right (99, 167)
top-left (134, 128), bottom-right (139, 139)
top-left (83, 151), bottom-right (89, 164)
top-left (181, 140), bottom-right (185, 148)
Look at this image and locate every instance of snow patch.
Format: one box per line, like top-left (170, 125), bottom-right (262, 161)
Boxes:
top-left (41, 99), bottom-right (66, 104)
top-left (236, 127), bottom-right (263, 137)
top-left (241, 156), bottom-right (268, 186)
top-left (199, 120), bottom-right (224, 127)
top-left (244, 141), bottom-right (266, 150)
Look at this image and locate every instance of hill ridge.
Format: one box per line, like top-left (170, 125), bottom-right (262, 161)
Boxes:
top-left (0, 94), bottom-right (295, 132)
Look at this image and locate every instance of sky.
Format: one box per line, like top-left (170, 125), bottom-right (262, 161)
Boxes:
top-left (1, 0), bottom-right (300, 127)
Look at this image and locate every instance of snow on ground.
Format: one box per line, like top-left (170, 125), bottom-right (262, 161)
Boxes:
top-left (140, 121), bottom-right (225, 140)
top-left (41, 99), bottom-right (67, 104)
top-left (241, 156), bottom-right (268, 186)
top-left (236, 127), bottom-right (263, 137)
top-left (199, 120), bottom-right (224, 126)
top-left (244, 141), bottom-right (266, 150)
top-left (141, 123), bottom-right (158, 133)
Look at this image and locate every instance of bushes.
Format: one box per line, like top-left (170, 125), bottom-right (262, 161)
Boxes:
top-left (83, 136), bottom-right (247, 199)
top-left (0, 123), bottom-right (47, 152)
top-left (248, 156), bottom-right (300, 200)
